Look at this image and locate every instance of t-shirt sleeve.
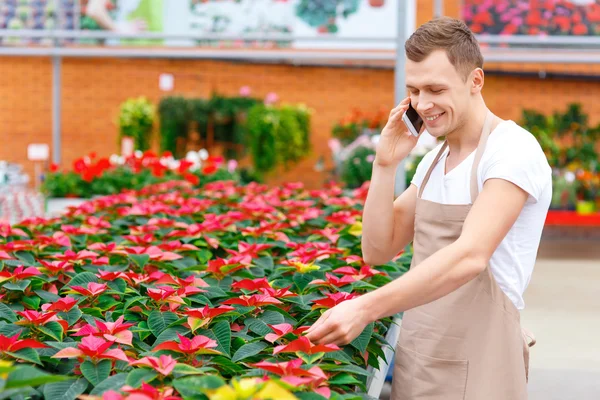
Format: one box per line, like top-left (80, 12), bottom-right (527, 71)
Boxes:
top-left (481, 131), bottom-right (552, 203)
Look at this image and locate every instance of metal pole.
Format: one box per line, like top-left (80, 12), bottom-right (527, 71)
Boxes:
top-left (393, 0), bottom-right (415, 196)
top-left (434, 0), bottom-right (444, 18)
top-left (52, 55), bottom-right (61, 165)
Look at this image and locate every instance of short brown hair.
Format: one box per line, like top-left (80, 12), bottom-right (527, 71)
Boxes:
top-left (405, 17), bottom-right (484, 80)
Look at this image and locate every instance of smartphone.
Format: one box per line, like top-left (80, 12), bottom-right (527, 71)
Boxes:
top-left (402, 103), bottom-right (424, 137)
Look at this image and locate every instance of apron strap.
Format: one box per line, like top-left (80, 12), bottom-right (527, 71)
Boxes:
top-left (469, 111), bottom-right (495, 203)
top-left (418, 141), bottom-right (448, 199)
top-left (418, 110), bottom-right (495, 201)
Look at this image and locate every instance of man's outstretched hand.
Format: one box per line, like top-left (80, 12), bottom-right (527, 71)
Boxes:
top-left (304, 298), bottom-right (371, 346)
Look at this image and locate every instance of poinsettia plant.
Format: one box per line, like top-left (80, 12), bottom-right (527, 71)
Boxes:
top-left (0, 178), bottom-right (411, 400)
top-left (41, 150), bottom-right (240, 199)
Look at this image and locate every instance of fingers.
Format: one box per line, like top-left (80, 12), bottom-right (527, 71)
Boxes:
top-left (389, 97), bottom-right (410, 115)
top-left (305, 310), bottom-right (331, 341)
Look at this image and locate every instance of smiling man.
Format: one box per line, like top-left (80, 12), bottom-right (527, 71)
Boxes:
top-left (305, 17), bottom-right (552, 399)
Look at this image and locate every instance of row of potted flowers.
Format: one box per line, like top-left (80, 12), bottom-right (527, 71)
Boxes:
top-left (0, 178), bottom-right (410, 399)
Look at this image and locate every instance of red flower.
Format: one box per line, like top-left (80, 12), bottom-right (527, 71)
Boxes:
top-left (231, 277), bottom-right (272, 292)
top-left (72, 316), bottom-right (134, 346)
top-left (222, 294), bottom-right (282, 308)
top-left (153, 333), bottom-right (220, 355)
top-left (185, 305), bottom-right (236, 332)
top-left (42, 296), bottom-right (78, 312)
top-left (38, 260), bottom-right (75, 276)
top-left (273, 336), bottom-right (340, 355)
top-left (264, 323), bottom-right (310, 343)
top-left (0, 333), bottom-right (49, 353)
top-left (312, 292), bottom-right (359, 309)
top-left (70, 282), bottom-right (108, 297)
top-left (130, 354), bottom-right (177, 376)
top-left (309, 273), bottom-right (356, 288)
top-left (52, 335), bottom-right (129, 362)
top-left (0, 266), bottom-right (42, 283)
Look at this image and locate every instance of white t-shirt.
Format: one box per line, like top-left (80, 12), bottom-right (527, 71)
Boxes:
top-left (411, 120), bottom-right (552, 310)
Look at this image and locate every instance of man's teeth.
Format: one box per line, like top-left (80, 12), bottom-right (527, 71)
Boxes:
top-left (426, 114), bottom-right (442, 121)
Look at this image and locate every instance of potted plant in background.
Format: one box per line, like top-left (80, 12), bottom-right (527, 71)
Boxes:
top-left (117, 96), bottom-right (156, 153)
top-left (575, 169), bottom-right (599, 215)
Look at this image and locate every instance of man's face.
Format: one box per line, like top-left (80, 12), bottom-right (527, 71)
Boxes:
top-left (405, 50), bottom-right (474, 138)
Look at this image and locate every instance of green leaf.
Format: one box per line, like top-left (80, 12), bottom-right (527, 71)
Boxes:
top-left (43, 377), bottom-right (88, 400)
top-left (173, 375), bottom-right (225, 397)
top-left (148, 311), bottom-right (178, 338)
top-left (34, 289), bottom-right (61, 303)
top-left (15, 251), bottom-right (36, 265)
top-left (123, 296), bottom-right (147, 311)
top-left (89, 373), bottom-right (128, 396)
top-left (320, 364), bottom-right (372, 377)
top-left (0, 387), bottom-right (38, 400)
top-left (296, 393), bottom-right (328, 400)
top-left (2, 280), bottom-right (30, 292)
top-left (298, 352), bottom-right (325, 364)
top-left (293, 274), bottom-right (313, 293)
top-left (59, 307), bottom-right (82, 327)
top-left (5, 365), bottom-right (70, 389)
top-left (6, 348), bottom-right (41, 365)
top-left (199, 320), bottom-right (231, 357)
top-left (128, 254), bottom-right (150, 269)
top-left (210, 356), bottom-right (245, 375)
top-left (126, 368), bottom-right (158, 388)
top-left (68, 272), bottom-right (98, 288)
top-left (172, 363), bottom-right (206, 376)
top-left (195, 249), bottom-right (213, 264)
top-left (245, 311), bottom-right (284, 337)
top-left (37, 321), bottom-right (64, 342)
top-left (350, 322), bottom-right (374, 354)
top-left (201, 286), bottom-right (228, 299)
top-left (323, 350), bottom-right (354, 364)
top-left (328, 372), bottom-right (363, 386)
top-left (231, 341), bottom-right (268, 362)
top-left (153, 326), bottom-right (189, 347)
top-left (21, 295), bottom-right (41, 310)
top-left (253, 255), bottom-right (274, 270)
top-left (0, 303), bottom-right (17, 322)
top-left (108, 278), bottom-right (127, 294)
top-left (96, 295), bottom-right (122, 311)
top-left (80, 360), bottom-right (111, 386)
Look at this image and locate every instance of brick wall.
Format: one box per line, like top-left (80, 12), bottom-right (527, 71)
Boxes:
top-left (2, 0), bottom-right (600, 190)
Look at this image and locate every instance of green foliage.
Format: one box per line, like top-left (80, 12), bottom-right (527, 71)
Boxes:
top-left (246, 104), bottom-right (312, 176)
top-left (340, 146), bottom-right (376, 189)
top-left (521, 103), bottom-right (599, 170)
top-left (158, 96), bottom-right (190, 158)
top-left (118, 97), bottom-right (156, 152)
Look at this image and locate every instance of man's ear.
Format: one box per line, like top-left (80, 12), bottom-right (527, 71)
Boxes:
top-left (470, 68), bottom-right (484, 94)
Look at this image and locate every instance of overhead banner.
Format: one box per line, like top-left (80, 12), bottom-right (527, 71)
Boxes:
top-left (0, 0), bottom-right (398, 49)
top-left (462, 0), bottom-right (600, 36)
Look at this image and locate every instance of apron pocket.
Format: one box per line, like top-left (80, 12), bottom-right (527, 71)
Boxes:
top-left (395, 345), bottom-right (468, 400)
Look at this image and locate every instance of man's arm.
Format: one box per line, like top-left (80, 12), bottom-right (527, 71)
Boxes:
top-left (305, 178), bottom-right (529, 345)
top-left (360, 178), bottom-right (529, 321)
top-left (361, 163), bottom-right (417, 266)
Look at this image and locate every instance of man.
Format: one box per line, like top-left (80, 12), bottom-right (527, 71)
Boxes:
top-left (305, 17), bottom-right (552, 399)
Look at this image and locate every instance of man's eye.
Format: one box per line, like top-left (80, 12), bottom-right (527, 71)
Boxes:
top-left (431, 89), bottom-right (444, 94)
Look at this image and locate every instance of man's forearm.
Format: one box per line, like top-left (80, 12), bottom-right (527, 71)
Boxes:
top-left (361, 161), bottom-right (398, 259)
top-left (359, 238), bottom-right (485, 321)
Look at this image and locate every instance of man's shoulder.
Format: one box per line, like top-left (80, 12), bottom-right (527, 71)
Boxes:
top-left (487, 120), bottom-right (549, 162)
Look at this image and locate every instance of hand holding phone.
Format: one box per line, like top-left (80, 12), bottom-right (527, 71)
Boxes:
top-left (402, 102), bottom-right (424, 137)
top-left (375, 98), bottom-right (420, 167)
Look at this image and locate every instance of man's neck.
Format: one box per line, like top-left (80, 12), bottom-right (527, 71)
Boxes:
top-left (446, 100), bottom-right (491, 157)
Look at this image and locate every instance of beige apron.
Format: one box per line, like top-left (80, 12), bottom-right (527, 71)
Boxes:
top-left (390, 111), bottom-right (536, 400)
